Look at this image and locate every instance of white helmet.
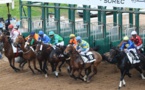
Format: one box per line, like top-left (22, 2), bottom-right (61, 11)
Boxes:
top-left (131, 31), bottom-right (137, 35)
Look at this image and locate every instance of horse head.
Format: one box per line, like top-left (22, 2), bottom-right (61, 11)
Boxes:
top-left (14, 35), bottom-right (25, 49)
top-left (107, 47), bottom-right (122, 64)
top-left (64, 44), bottom-right (76, 55)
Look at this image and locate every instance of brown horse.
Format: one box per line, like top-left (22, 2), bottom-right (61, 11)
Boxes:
top-left (0, 33), bottom-right (24, 72)
top-left (64, 44), bottom-right (102, 82)
top-left (15, 35), bottom-right (41, 74)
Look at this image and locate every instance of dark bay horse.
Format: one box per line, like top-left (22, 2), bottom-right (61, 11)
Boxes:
top-left (36, 43), bottom-right (68, 77)
top-left (107, 47), bottom-right (145, 90)
top-left (15, 35), bottom-right (41, 74)
top-left (64, 44), bottom-right (102, 82)
top-left (0, 33), bottom-right (24, 72)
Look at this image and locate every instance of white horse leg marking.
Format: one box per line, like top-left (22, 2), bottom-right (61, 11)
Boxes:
top-left (141, 73), bottom-right (145, 79)
top-left (122, 79), bottom-right (126, 86)
top-left (119, 81), bottom-right (122, 88)
top-left (83, 75), bottom-right (87, 81)
top-left (45, 74), bottom-right (48, 78)
top-left (40, 44), bottom-right (43, 50)
top-left (54, 71), bottom-right (59, 77)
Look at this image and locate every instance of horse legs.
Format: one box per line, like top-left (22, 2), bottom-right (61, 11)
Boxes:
top-left (33, 59), bottom-right (41, 73)
top-left (135, 66), bottom-right (145, 79)
top-left (58, 60), bottom-right (65, 73)
top-left (118, 69), bottom-right (126, 90)
top-left (8, 58), bottom-right (20, 72)
top-left (43, 59), bottom-right (48, 78)
top-left (66, 60), bottom-right (71, 75)
top-left (38, 60), bottom-right (43, 72)
top-left (28, 60), bottom-right (35, 74)
top-left (76, 69), bottom-right (84, 81)
top-left (87, 65), bottom-right (97, 82)
top-left (83, 67), bottom-right (91, 82)
top-left (19, 60), bottom-right (27, 70)
top-left (54, 63), bottom-right (59, 77)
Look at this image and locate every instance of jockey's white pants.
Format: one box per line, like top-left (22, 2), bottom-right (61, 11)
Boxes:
top-left (136, 44), bottom-right (143, 50)
top-left (57, 41), bottom-right (64, 46)
top-left (11, 43), bottom-right (17, 53)
top-left (80, 48), bottom-right (90, 55)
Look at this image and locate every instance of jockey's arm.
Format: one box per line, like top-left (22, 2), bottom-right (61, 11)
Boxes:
top-left (120, 42), bottom-right (126, 51)
top-left (25, 35), bottom-right (30, 41)
top-left (127, 41), bottom-right (134, 49)
top-left (136, 36), bottom-right (142, 46)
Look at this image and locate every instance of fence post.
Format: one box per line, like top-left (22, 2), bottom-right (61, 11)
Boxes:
top-left (135, 8), bottom-right (139, 34)
top-left (19, 0), bottom-right (22, 27)
top-left (118, 7), bottom-right (123, 40)
top-left (113, 7), bottom-right (117, 26)
top-left (129, 8), bottom-right (133, 27)
top-left (83, 5), bottom-right (91, 46)
top-left (41, 3), bottom-right (46, 32)
top-left (68, 4), bottom-right (75, 34)
top-left (27, 1), bottom-right (32, 32)
top-left (54, 3), bottom-right (60, 34)
top-left (98, 6), bottom-right (102, 25)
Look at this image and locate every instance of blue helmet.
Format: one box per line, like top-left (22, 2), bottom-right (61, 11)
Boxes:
top-left (76, 36), bottom-right (82, 42)
top-left (30, 31), bottom-right (35, 35)
top-left (38, 30), bottom-right (44, 35)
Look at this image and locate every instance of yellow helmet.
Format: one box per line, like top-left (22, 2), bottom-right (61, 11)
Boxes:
top-left (69, 34), bottom-right (75, 38)
top-left (123, 36), bottom-right (129, 41)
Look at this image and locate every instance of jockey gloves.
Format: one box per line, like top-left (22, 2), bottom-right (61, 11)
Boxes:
top-left (123, 36), bottom-right (129, 41)
top-left (131, 31), bottom-right (137, 35)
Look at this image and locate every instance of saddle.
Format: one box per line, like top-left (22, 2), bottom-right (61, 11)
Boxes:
top-left (81, 52), bottom-right (96, 63)
top-left (127, 51), bottom-right (140, 64)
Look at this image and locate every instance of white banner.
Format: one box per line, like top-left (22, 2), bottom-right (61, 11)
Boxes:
top-left (0, 0), bottom-right (12, 4)
top-left (22, 0), bottom-right (145, 9)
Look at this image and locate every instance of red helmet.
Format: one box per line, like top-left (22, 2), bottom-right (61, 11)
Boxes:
top-left (8, 24), bottom-right (14, 29)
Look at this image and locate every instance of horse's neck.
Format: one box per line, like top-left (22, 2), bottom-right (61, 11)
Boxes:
top-left (70, 50), bottom-right (83, 62)
top-left (21, 43), bottom-right (27, 52)
top-left (3, 42), bottom-right (12, 53)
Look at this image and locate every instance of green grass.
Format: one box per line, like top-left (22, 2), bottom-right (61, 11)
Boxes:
top-left (0, 0), bottom-right (72, 20)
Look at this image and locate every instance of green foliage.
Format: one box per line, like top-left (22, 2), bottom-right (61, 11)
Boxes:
top-left (0, 0), bottom-right (69, 20)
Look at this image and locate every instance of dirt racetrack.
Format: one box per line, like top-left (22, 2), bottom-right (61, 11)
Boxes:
top-left (0, 56), bottom-right (145, 90)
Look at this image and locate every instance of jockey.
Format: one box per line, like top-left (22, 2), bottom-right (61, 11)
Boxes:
top-left (69, 34), bottom-right (77, 49)
top-left (49, 31), bottom-right (64, 46)
top-left (8, 24), bottom-right (21, 53)
top-left (25, 31), bottom-right (39, 41)
top-left (76, 36), bottom-right (89, 55)
top-left (8, 24), bottom-right (21, 43)
top-left (120, 36), bottom-right (140, 64)
top-left (38, 30), bottom-right (50, 44)
top-left (130, 30), bottom-right (143, 50)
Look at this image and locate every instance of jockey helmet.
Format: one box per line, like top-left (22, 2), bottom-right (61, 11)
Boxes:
top-left (30, 31), bottom-right (35, 36)
top-left (38, 30), bottom-right (44, 35)
top-left (131, 31), bottom-right (137, 35)
top-left (123, 36), bottom-right (129, 41)
top-left (76, 36), bottom-right (82, 42)
top-left (8, 24), bottom-right (14, 29)
top-left (69, 34), bottom-right (75, 38)
top-left (49, 31), bottom-right (55, 36)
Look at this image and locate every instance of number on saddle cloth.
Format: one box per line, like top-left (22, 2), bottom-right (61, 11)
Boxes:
top-left (85, 52), bottom-right (95, 61)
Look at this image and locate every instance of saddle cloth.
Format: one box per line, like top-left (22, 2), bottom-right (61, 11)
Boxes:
top-left (11, 44), bottom-right (23, 53)
top-left (81, 52), bottom-right (96, 63)
top-left (126, 49), bottom-right (140, 64)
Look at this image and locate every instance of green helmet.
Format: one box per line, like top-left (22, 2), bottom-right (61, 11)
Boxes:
top-left (49, 31), bottom-right (55, 36)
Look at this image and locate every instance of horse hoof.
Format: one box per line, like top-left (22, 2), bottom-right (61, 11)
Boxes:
top-left (45, 74), bottom-right (48, 78)
top-left (118, 87), bottom-right (121, 90)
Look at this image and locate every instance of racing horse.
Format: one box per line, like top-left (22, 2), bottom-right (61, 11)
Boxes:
top-left (36, 42), bottom-right (68, 77)
top-left (15, 35), bottom-right (41, 74)
top-left (107, 47), bottom-right (145, 90)
top-left (0, 33), bottom-right (25, 72)
top-left (64, 44), bottom-right (102, 82)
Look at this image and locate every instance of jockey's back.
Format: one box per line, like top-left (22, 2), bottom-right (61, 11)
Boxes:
top-left (10, 29), bottom-right (21, 42)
